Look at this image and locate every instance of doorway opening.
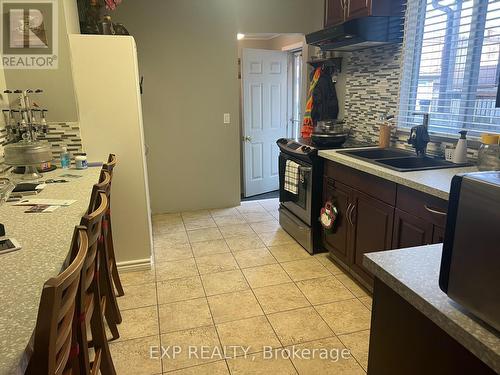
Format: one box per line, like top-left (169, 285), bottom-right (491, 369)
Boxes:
top-left (238, 33), bottom-right (309, 199)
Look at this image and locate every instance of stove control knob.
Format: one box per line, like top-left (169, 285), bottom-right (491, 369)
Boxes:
top-left (301, 146), bottom-right (311, 153)
top-left (277, 138), bottom-right (288, 145)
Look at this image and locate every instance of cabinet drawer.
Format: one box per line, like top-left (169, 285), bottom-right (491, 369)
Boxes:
top-left (325, 161), bottom-right (397, 206)
top-left (396, 185), bottom-right (448, 228)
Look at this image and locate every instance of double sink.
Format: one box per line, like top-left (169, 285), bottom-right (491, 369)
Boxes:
top-left (339, 148), bottom-right (470, 172)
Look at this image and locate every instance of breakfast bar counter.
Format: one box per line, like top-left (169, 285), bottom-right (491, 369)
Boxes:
top-left (364, 244), bottom-right (500, 374)
top-left (0, 167), bottom-right (101, 375)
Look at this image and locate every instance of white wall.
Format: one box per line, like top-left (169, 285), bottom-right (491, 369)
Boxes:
top-left (114, 0), bottom-right (324, 213)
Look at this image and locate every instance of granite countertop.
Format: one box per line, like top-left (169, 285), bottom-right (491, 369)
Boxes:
top-left (364, 245), bottom-right (500, 373)
top-left (0, 167), bottom-right (101, 375)
top-left (318, 148), bottom-right (478, 200)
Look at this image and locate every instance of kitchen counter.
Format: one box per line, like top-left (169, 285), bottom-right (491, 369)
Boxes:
top-left (0, 167), bottom-right (101, 375)
top-left (364, 244), bottom-right (500, 373)
top-left (318, 148), bottom-right (478, 200)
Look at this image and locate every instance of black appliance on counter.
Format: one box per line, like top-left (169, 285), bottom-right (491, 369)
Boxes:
top-left (439, 171), bottom-right (500, 332)
top-left (277, 137), bottom-right (373, 254)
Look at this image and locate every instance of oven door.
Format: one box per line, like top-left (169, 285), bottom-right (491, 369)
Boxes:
top-left (279, 153), bottom-right (313, 225)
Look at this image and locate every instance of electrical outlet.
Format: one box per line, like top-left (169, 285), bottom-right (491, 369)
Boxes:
top-left (224, 113), bottom-right (231, 124)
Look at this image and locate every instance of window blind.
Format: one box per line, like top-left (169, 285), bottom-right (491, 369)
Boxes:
top-left (399, 0), bottom-right (500, 137)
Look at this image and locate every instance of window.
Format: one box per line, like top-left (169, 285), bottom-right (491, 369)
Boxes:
top-left (399, 0), bottom-right (500, 136)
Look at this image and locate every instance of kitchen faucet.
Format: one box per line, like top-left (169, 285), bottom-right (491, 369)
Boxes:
top-left (408, 112), bottom-right (430, 156)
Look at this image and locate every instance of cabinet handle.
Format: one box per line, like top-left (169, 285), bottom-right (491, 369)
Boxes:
top-left (346, 203), bottom-right (353, 226)
top-left (349, 203), bottom-right (356, 225)
top-left (424, 204), bottom-right (447, 216)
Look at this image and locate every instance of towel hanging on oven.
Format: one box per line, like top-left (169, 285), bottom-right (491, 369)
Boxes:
top-left (284, 160), bottom-right (300, 195)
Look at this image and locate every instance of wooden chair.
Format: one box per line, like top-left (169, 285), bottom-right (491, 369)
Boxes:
top-left (77, 191), bottom-right (116, 375)
top-left (26, 227), bottom-right (88, 375)
top-left (88, 170), bottom-right (122, 341)
top-left (102, 154), bottom-right (124, 298)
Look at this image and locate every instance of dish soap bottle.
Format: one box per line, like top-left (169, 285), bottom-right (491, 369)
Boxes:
top-left (453, 130), bottom-right (468, 164)
top-left (60, 147), bottom-right (70, 169)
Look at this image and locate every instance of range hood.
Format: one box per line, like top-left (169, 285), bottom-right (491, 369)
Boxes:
top-left (306, 16), bottom-right (403, 52)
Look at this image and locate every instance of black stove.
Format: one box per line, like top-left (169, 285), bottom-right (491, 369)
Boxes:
top-left (277, 137), bottom-right (374, 254)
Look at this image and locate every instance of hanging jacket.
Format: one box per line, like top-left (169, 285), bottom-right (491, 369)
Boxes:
top-left (311, 70), bottom-right (339, 122)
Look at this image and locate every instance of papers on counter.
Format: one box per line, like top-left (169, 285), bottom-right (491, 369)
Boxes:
top-left (13, 199), bottom-right (77, 207)
top-left (24, 205), bottom-right (60, 213)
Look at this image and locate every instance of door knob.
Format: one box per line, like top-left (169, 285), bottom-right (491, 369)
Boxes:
top-left (243, 136), bottom-right (253, 142)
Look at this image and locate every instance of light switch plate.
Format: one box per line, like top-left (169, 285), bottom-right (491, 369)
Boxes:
top-left (224, 113), bottom-right (231, 124)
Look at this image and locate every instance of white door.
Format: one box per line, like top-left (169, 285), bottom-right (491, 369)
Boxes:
top-left (242, 48), bottom-right (288, 197)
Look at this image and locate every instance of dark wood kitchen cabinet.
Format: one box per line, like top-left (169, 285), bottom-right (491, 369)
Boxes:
top-left (324, 0), bottom-right (402, 27)
top-left (322, 160), bottom-right (449, 290)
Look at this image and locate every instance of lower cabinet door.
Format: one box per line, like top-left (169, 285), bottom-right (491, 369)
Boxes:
top-left (322, 178), bottom-right (353, 265)
top-left (393, 209), bottom-right (433, 249)
top-left (351, 191), bottom-right (395, 284)
top-left (432, 226), bottom-right (446, 244)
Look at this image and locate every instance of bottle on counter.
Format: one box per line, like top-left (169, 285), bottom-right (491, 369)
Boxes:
top-left (60, 147), bottom-right (70, 169)
top-left (75, 153), bottom-right (88, 170)
top-left (477, 134), bottom-right (500, 171)
top-left (452, 130), bottom-right (468, 164)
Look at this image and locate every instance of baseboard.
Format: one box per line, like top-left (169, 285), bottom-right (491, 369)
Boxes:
top-left (117, 257), bottom-right (152, 272)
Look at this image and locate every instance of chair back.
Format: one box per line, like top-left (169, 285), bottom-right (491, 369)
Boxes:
top-left (103, 154), bottom-right (117, 177)
top-left (29, 227), bottom-right (88, 375)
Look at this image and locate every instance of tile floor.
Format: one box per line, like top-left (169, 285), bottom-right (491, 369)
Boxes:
top-left (110, 199), bottom-right (373, 374)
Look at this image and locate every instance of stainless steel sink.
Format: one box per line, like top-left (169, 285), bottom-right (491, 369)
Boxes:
top-left (339, 148), bottom-right (471, 172)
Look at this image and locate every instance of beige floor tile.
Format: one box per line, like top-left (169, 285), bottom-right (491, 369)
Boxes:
top-left (119, 268), bottom-right (156, 287)
top-left (154, 231), bottom-right (189, 247)
top-left (109, 335), bottom-right (162, 375)
top-left (201, 269), bottom-right (249, 296)
top-left (159, 298), bottom-right (213, 333)
top-left (227, 351), bottom-right (297, 375)
top-left (250, 220), bottom-right (281, 234)
top-left (295, 276), bottom-right (356, 305)
top-left (207, 290), bottom-right (263, 324)
top-left (259, 198), bottom-right (279, 210)
top-left (154, 244), bottom-right (194, 263)
top-left (242, 211), bottom-right (275, 223)
top-left (242, 264), bottom-right (292, 289)
top-left (153, 222), bottom-right (186, 236)
top-left (181, 210), bottom-right (211, 220)
top-left (187, 227), bottom-right (223, 243)
top-left (161, 326), bottom-right (221, 372)
top-left (117, 283), bottom-right (157, 311)
top-left (115, 306), bottom-right (159, 342)
top-left (210, 207), bottom-right (240, 217)
top-left (216, 316), bottom-right (281, 356)
top-left (233, 248), bottom-right (277, 268)
top-left (335, 274), bottom-right (371, 298)
top-left (214, 215), bottom-right (247, 227)
top-left (236, 204), bottom-right (267, 214)
top-left (225, 234), bottom-right (266, 251)
top-left (358, 296), bottom-right (373, 311)
top-left (314, 253), bottom-right (347, 275)
top-left (315, 299), bottom-right (371, 335)
top-left (338, 329), bottom-right (370, 371)
top-left (184, 217), bottom-right (217, 231)
top-left (267, 307), bottom-right (334, 346)
top-left (156, 276), bottom-right (205, 304)
top-left (168, 361), bottom-right (229, 374)
top-left (191, 239), bottom-right (230, 257)
top-left (253, 283), bottom-right (310, 314)
top-left (280, 258), bottom-right (331, 282)
top-left (195, 253), bottom-right (239, 275)
top-left (258, 230), bottom-right (297, 246)
top-left (268, 243), bottom-right (311, 262)
top-left (289, 336), bottom-right (366, 375)
top-left (155, 258), bottom-right (199, 281)
top-left (219, 224), bottom-right (255, 239)
top-left (153, 212), bottom-right (182, 223)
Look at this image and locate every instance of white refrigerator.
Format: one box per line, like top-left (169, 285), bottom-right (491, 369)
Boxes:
top-left (69, 35), bottom-right (153, 270)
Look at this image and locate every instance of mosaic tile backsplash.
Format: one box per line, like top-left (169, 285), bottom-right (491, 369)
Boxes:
top-left (0, 122), bottom-right (83, 168)
top-left (340, 44), bottom-right (479, 159)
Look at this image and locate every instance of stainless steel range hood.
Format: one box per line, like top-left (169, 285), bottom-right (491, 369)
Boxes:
top-left (306, 16), bottom-right (403, 52)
